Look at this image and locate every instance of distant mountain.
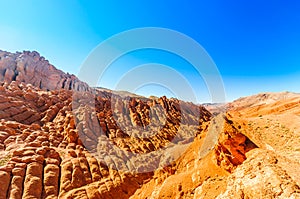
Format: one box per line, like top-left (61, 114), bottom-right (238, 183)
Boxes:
top-left (227, 91), bottom-right (300, 116)
top-left (95, 87), bottom-right (148, 99)
top-left (202, 102), bottom-right (227, 115)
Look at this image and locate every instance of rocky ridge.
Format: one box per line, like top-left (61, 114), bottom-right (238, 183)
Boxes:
top-left (0, 79), bottom-right (211, 198)
top-left (0, 50), bottom-right (300, 198)
top-left (0, 50), bottom-right (89, 91)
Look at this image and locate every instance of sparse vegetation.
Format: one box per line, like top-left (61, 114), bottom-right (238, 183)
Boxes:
top-left (0, 153), bottom-right (12, 166)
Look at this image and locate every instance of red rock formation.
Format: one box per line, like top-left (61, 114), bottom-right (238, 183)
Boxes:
top-left (0, 50), bottom-right (89, 91)
top-left (0, 50), bottom-right (300, 199)
top-left (0, 80), bottom-right (212, 198)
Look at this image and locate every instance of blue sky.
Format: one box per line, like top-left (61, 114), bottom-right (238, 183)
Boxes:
top-left (0, 0), bottom-right (300, 102)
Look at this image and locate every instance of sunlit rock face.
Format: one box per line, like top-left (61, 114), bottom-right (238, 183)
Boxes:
top-left (0, 50), bottom-right (89, 91)
top-left (0, 50), bottom-right (300, 199)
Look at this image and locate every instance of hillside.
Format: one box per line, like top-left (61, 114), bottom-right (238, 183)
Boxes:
top-left (0, 50), bottom-right (89, 91)
top-left (0, 50), bottom-right (300, 198)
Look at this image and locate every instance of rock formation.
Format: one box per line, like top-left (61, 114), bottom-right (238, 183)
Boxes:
top-left (0, 50), bottom-right (299, 199)
top-left (0, 50), bottom-right (89, 91)
top-left (0, 79), bottom-right (211, 198)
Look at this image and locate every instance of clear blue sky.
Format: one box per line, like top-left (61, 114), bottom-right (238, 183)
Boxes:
top-left (0, 0), bottom-right (300, 102)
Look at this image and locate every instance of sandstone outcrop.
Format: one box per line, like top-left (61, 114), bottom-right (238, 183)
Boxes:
top-left (0, 50), bottom-right (89, 91)
top-left (0, 50), bottom-right (300, 199)
top-left (129, 92), bottom-right (300, 198)
top-left (0, 79), bottom-right (211, 198)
